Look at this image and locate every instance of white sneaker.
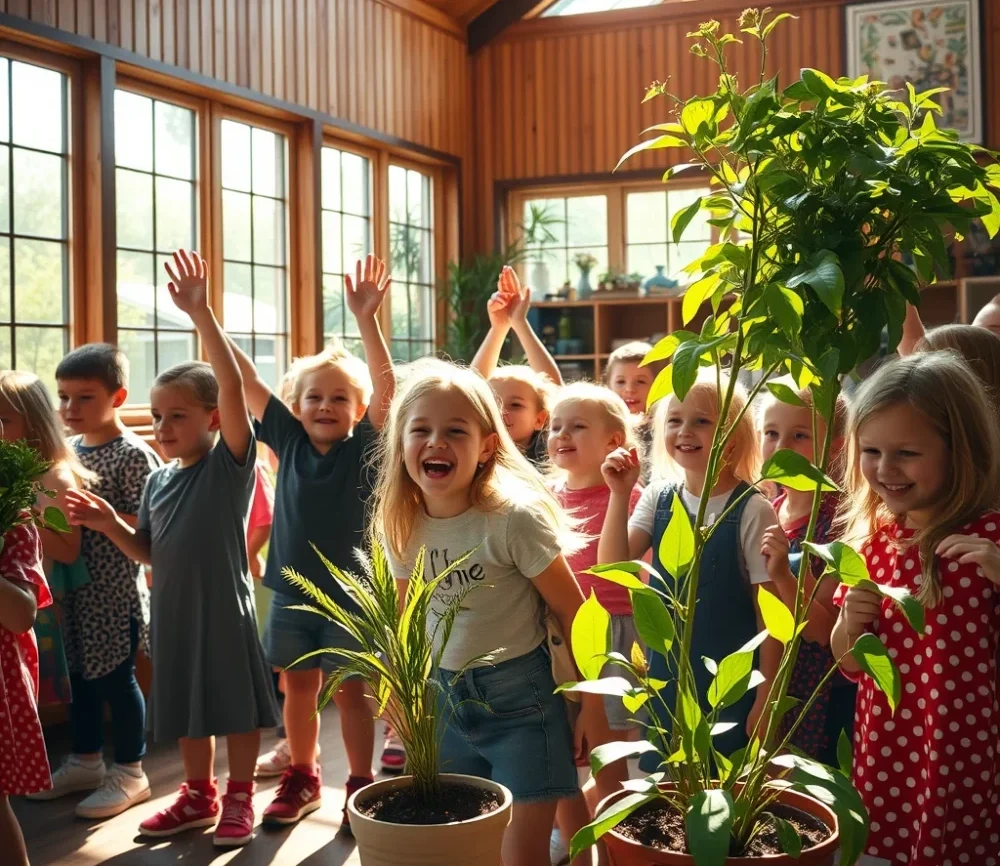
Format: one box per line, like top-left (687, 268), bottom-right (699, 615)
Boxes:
top-left (75, 764), bottom-right (151, 819)
top-left (27, 756), bottom-right (105, 801)
top-left (255, 740), bottom-right (321, 778)
top-left (550, 828), bottom-right (570, 865)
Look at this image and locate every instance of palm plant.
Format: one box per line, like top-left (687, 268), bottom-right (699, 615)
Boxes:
top-left (283, 543), bottom-right (485, 800)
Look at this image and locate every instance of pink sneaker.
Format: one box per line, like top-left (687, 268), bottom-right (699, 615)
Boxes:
top-left (139, 784), bottom-right (219, 837)
top-left (261, 767), bottom-right (322, 825)
top-left (380, 730), bottom-right (406, 774)
top-left (214, 792), bottom-right (255, 847)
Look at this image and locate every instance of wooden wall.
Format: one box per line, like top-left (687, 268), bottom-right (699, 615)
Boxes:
top-left (468, 0), bottom-right (1000, 251)
top-left (0, 0), bottom-right (468, 159)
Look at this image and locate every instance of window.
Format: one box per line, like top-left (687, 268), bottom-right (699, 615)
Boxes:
top-left (522, 194), bottom-right (608, 293)
top-left (0, 57), bottom-right (71, 391)
top-left (220, 118), bottom-right (289, 386)
top-left (542, 0), bottom-right (659, 16)
top-left (389, 164), bottom-right (434, 361)
top-left (114, 89), bottom-right (198, 400)
top-left (626, 187), bottom-right (712, 284)
top-left (321, 145), bottom-right (372, 355)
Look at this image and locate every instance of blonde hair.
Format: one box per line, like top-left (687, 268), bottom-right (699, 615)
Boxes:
top-left (605, 341), bottom-right (654, 379)
top-left (757, 376), bottom-right (849, 475)
top-left (842, 353), bottom-right (1000, 606)
top-left (154, 361), bottom-right (218, 408)
top-left (651, 371), bottom-right (760, 486)
top-left (287, 339), bottom-right (373, 408)
top-left (373, 359), bottom-right (582, 561)
top-left (0, 371), bottom-right (95, 487)
top-left (489, 365), bottom-right (555, 414)
top-left (915, 324), bottom-right (1000, 417)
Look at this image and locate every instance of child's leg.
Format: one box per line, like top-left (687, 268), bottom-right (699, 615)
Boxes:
top-left (179, 736), bottom-right (215, 781)
top-left (0, 795), bottom-right (28, 866)
top-left (332, 677), bottom-right (375, 779)
top-left (503, 800), bottom-right (559, 866)
top-left (226, 731), bottom-right (262, 784)
top-left (102, 619), bottom-right (146, 769)
top-left (68, 670), bottom-right (105, 763)
top-left (555, 794), bottom-right (594, 866)
top-left (282, 668), bottom-right (322, 766)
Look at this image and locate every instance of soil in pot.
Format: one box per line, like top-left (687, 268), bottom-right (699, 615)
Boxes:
top-left (616, 800), bottom-right (831, 856)
top-left (356, 780), bottom-right (502, 825)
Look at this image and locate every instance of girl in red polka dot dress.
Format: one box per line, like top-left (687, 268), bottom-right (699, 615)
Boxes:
top-left (831, 352), bottom-right (1000, 866)
top-left (0, 520), bottom-right (52, 866)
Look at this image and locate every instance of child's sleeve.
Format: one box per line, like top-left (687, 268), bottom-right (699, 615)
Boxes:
top-left (256, 394), bottom-right (302, 458)
top-left (1, 523), bottom-right (50, 608)
top-left (121, 441), bottom-right (161, 515)
top-left (627, 481), bottom-right (661, 536)
top-left (507, 505), bottom-right (563, 579)
top-left (739, 495), bottom-right (780, 585)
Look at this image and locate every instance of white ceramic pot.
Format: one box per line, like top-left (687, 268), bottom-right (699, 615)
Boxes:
top-left (347, 773), bottom-right (514, 866)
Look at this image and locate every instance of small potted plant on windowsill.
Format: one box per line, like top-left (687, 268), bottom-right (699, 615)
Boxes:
top-left (558, 8), bottom-right (1000, 865)
top-left (284, 544), bottom-right (512, 866)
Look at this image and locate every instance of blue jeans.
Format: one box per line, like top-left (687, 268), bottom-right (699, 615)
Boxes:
top-left (70, 619), bottom-right (146, 764)
top-left (437, 644), bottom-right (578, 802)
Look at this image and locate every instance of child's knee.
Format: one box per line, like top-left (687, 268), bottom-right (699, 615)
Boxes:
top-left (332, 678), bottom-right (369, 713)
top-left (283, 668), bottom-right (322, 695)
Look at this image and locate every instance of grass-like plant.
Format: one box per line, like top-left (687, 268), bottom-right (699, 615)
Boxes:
top-left (560, 8), bottom-right (1000, 864)
top-left (283, 543), bottom-right (487, 801)
top-left (0, 437), bottom-right (69, 548)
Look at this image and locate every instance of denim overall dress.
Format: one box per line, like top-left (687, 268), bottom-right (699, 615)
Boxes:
top-left (640, 482), bottom-right (760, 772)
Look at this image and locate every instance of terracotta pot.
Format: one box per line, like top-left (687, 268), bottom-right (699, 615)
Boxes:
top-left (598, 786), bottom-right (840, 866)
top-left (347, 773), bottom-right (513, 866)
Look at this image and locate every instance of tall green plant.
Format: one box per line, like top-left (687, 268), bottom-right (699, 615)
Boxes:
top-left (283, 543), bottom-right (485, 800)
top-left (0, 437), bottom-right (69, 547)
top-left (562, 8), bottom-right (1000, 863)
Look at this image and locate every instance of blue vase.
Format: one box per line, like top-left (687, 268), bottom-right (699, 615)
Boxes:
top-left (644, 265), bottom-right (678, 294)
top-left (577, 269), bottom-right (593, 299)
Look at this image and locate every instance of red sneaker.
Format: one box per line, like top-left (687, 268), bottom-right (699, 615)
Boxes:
top-left (139, 784), bottom-right (219, 838)
top-left (261, 767), bottom-right (322, 825)
top-left (341, 775), bottom-right (374, 835)
top-left (214, 792), bottom-right (255, 847)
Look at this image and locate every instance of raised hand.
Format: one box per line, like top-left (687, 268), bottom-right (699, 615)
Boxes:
top-left (164, 249), bottom-right (209, 316)
top-left (346, 255), bottom-right (391, 320)
top-left (64, 489), bottom-right (118, 534)
top-left (761, 525), bottom-right (793, 583)
top-left (601, 446), bottom-right (641, 496)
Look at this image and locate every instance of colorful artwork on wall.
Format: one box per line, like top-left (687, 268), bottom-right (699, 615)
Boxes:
top-left (845, 0), bottom-right (982, 142)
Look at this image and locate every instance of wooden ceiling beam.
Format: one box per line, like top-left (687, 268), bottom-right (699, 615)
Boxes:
top-left (467, 0), bottom-right (546, 53)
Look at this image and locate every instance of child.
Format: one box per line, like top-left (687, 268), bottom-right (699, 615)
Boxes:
top-left (914, 323), bottom-right (1000, 408)
top-left (471, 266), bottom-right (562, 465)
top-left (831, 352), bottom-right (1000, 866)
top-left (599, 371), bottom-right (778, 762)
top-left (375, 359), bottom-right (609, 866)
top-left (66, 250), bottom-right (279, 847)
top-left (547, 383), bottom-right (642, 865)
top-left (604, 342), bottom-right (659, 483)
top-left (900, 296), bottom-right (1000, 354)
top-left (0, 521), bottom-right (50, 866)
top-left (228, 255), bottom-right (394, 830)
top-left (30, 344), bottom-right (161, 819)
top-left (758, 382), bottom-right (855, 765)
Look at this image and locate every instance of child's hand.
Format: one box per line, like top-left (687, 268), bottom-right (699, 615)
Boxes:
top-left (164, 249), bottom-right (209, 316)
top-left (345, 255), bottom-right (391, 320)
top-left (841, 584), bottom-right (882, 639)
top-left (64, 489), bottom-right (118, 534)
top-left (601, 446), bottom-right (641, 495)
top-left (486, 266), bottom-right (523, 329)
top-left (936, 534), bottom-right (1000, 586)
top-left (761, 525), bottom-right (793, 583)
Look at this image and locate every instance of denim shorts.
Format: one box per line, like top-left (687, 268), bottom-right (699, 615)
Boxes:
top-left (436, 644), bottom-right (578, 803)
top-left (263, 593), bottom-right (361, 675)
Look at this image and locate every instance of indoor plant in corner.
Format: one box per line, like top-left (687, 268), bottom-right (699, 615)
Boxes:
top-left (284, 544), bottom-right (511, 866)
top-left (560, 8), bottom-right (1000, 865)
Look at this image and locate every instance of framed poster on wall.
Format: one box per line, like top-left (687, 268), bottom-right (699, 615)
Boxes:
top-left (845, 0), bottom-right (982, 142)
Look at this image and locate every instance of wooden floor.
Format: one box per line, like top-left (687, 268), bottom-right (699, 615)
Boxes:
top-left (16, 709), bottom-right (378, 866)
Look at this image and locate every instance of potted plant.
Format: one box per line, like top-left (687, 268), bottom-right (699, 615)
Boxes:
top-left (524, 201), bottom-right (562, 293)
top-left (284, 544), bottom-right (512, 866)
top-left (0, 438), bottom-right (70, 540)
top-left (574, 251), bottom-right (599, 299)
top-left (560, 8), bottom-right (1000, 865)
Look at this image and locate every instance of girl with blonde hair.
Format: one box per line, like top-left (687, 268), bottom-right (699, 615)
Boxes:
top-left (374, 359), bottom-right (608, 866)
top-left (831, 352), bottom-right (1000, 866)
top-left (598, 370), bottom-right (779, 762)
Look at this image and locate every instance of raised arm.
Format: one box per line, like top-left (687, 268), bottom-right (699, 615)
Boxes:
top-left (597, 447), bottom-right (650, 564)
top-left (37, 464), bottom-right (82, 564)
top-left (0, 574), bottom-right (37, 634)
top-left (346, 255), bottom-right (395, 430)
top-left (471, 267), bottom-right (519, 380)
top-left (898, 302), bottom-right (926, 356)
top-left (507, 272), bottom-right (562, 386)
top-left (165, 250), bottom-right (251, 459)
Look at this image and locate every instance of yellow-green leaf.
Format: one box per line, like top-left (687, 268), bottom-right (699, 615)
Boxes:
top-left (758, 585), bottom-right (794, 643)
top-left (852, 633), bottom-right (901, 712)
top-left (657, 492), bottom-right (694, 579)
top-left (615, 134), bottom-right (688, 172)
top-left (683, 274), bottom-right (721, 324)
top-left (572, 591), bottom-right (611, 681)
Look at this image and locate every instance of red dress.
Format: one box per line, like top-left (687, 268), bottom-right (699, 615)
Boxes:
top-left (840, 515), bottom-right (1000, 866)
top-left (0, 522), bottom-right (52, 796)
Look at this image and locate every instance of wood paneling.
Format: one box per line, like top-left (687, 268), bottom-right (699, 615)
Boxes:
top-left (468, 0), bottom-right (1000, 251)
top-left (0, 0), bottom-right (468, 159)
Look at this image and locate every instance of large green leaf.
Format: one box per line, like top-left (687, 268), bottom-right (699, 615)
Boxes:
top-left (757, 585), bottom-right (794, 644)
top-left (681, 98), bottom-right (715, 136)
top-left (646, 363), bottom-right (674, 410)
top-left (590, 740), bottom-right (659, 775)
top-left (587, 564), bottom-right (650, 595)
top-left (557, 677), bottom-right (634, 697)
top-left (570, 792), bottom-right (659, 861)
top-left (707, 649), bottom-right (755, 709)
top-left (632, 590), bottom-right (676, 657)
top-left (683, 274), bottom-right (721, 324)
top-left (801, 541), bottom-right (869, 585)
top-left (759, 449), bottom-right (838, 492)
top-left (614, 134), bottom-right (687, 172)
top-left (837, 728), bottom-right (853, 777)
top-left (851, 633), bottom-right (900, 712)
top-left (766, 381), bottom-right (806, 407)
top-left (686, 789), bottom-right (734, 866)
top-left (43, 506), bottom-right (70, 533)
top-left (658, 492), bottom-right (695, 580)
top-left (772, 814), bottom-right (803, 858)
top-left (673, 196), bottom-right (706, 244)
top-left (572, 591), bottom-right (611, 681)
top-left (877, 582), bottom-right (925, 635)
top-left (671, 337), bottom-right (704, 401)
top-left (765, 283), bottom-right (804, 337)
top-left (785, 250), bottom-right (845, 315)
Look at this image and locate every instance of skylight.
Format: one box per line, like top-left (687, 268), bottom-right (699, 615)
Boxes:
top-left (542, 0), bottom-right (660, 17)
